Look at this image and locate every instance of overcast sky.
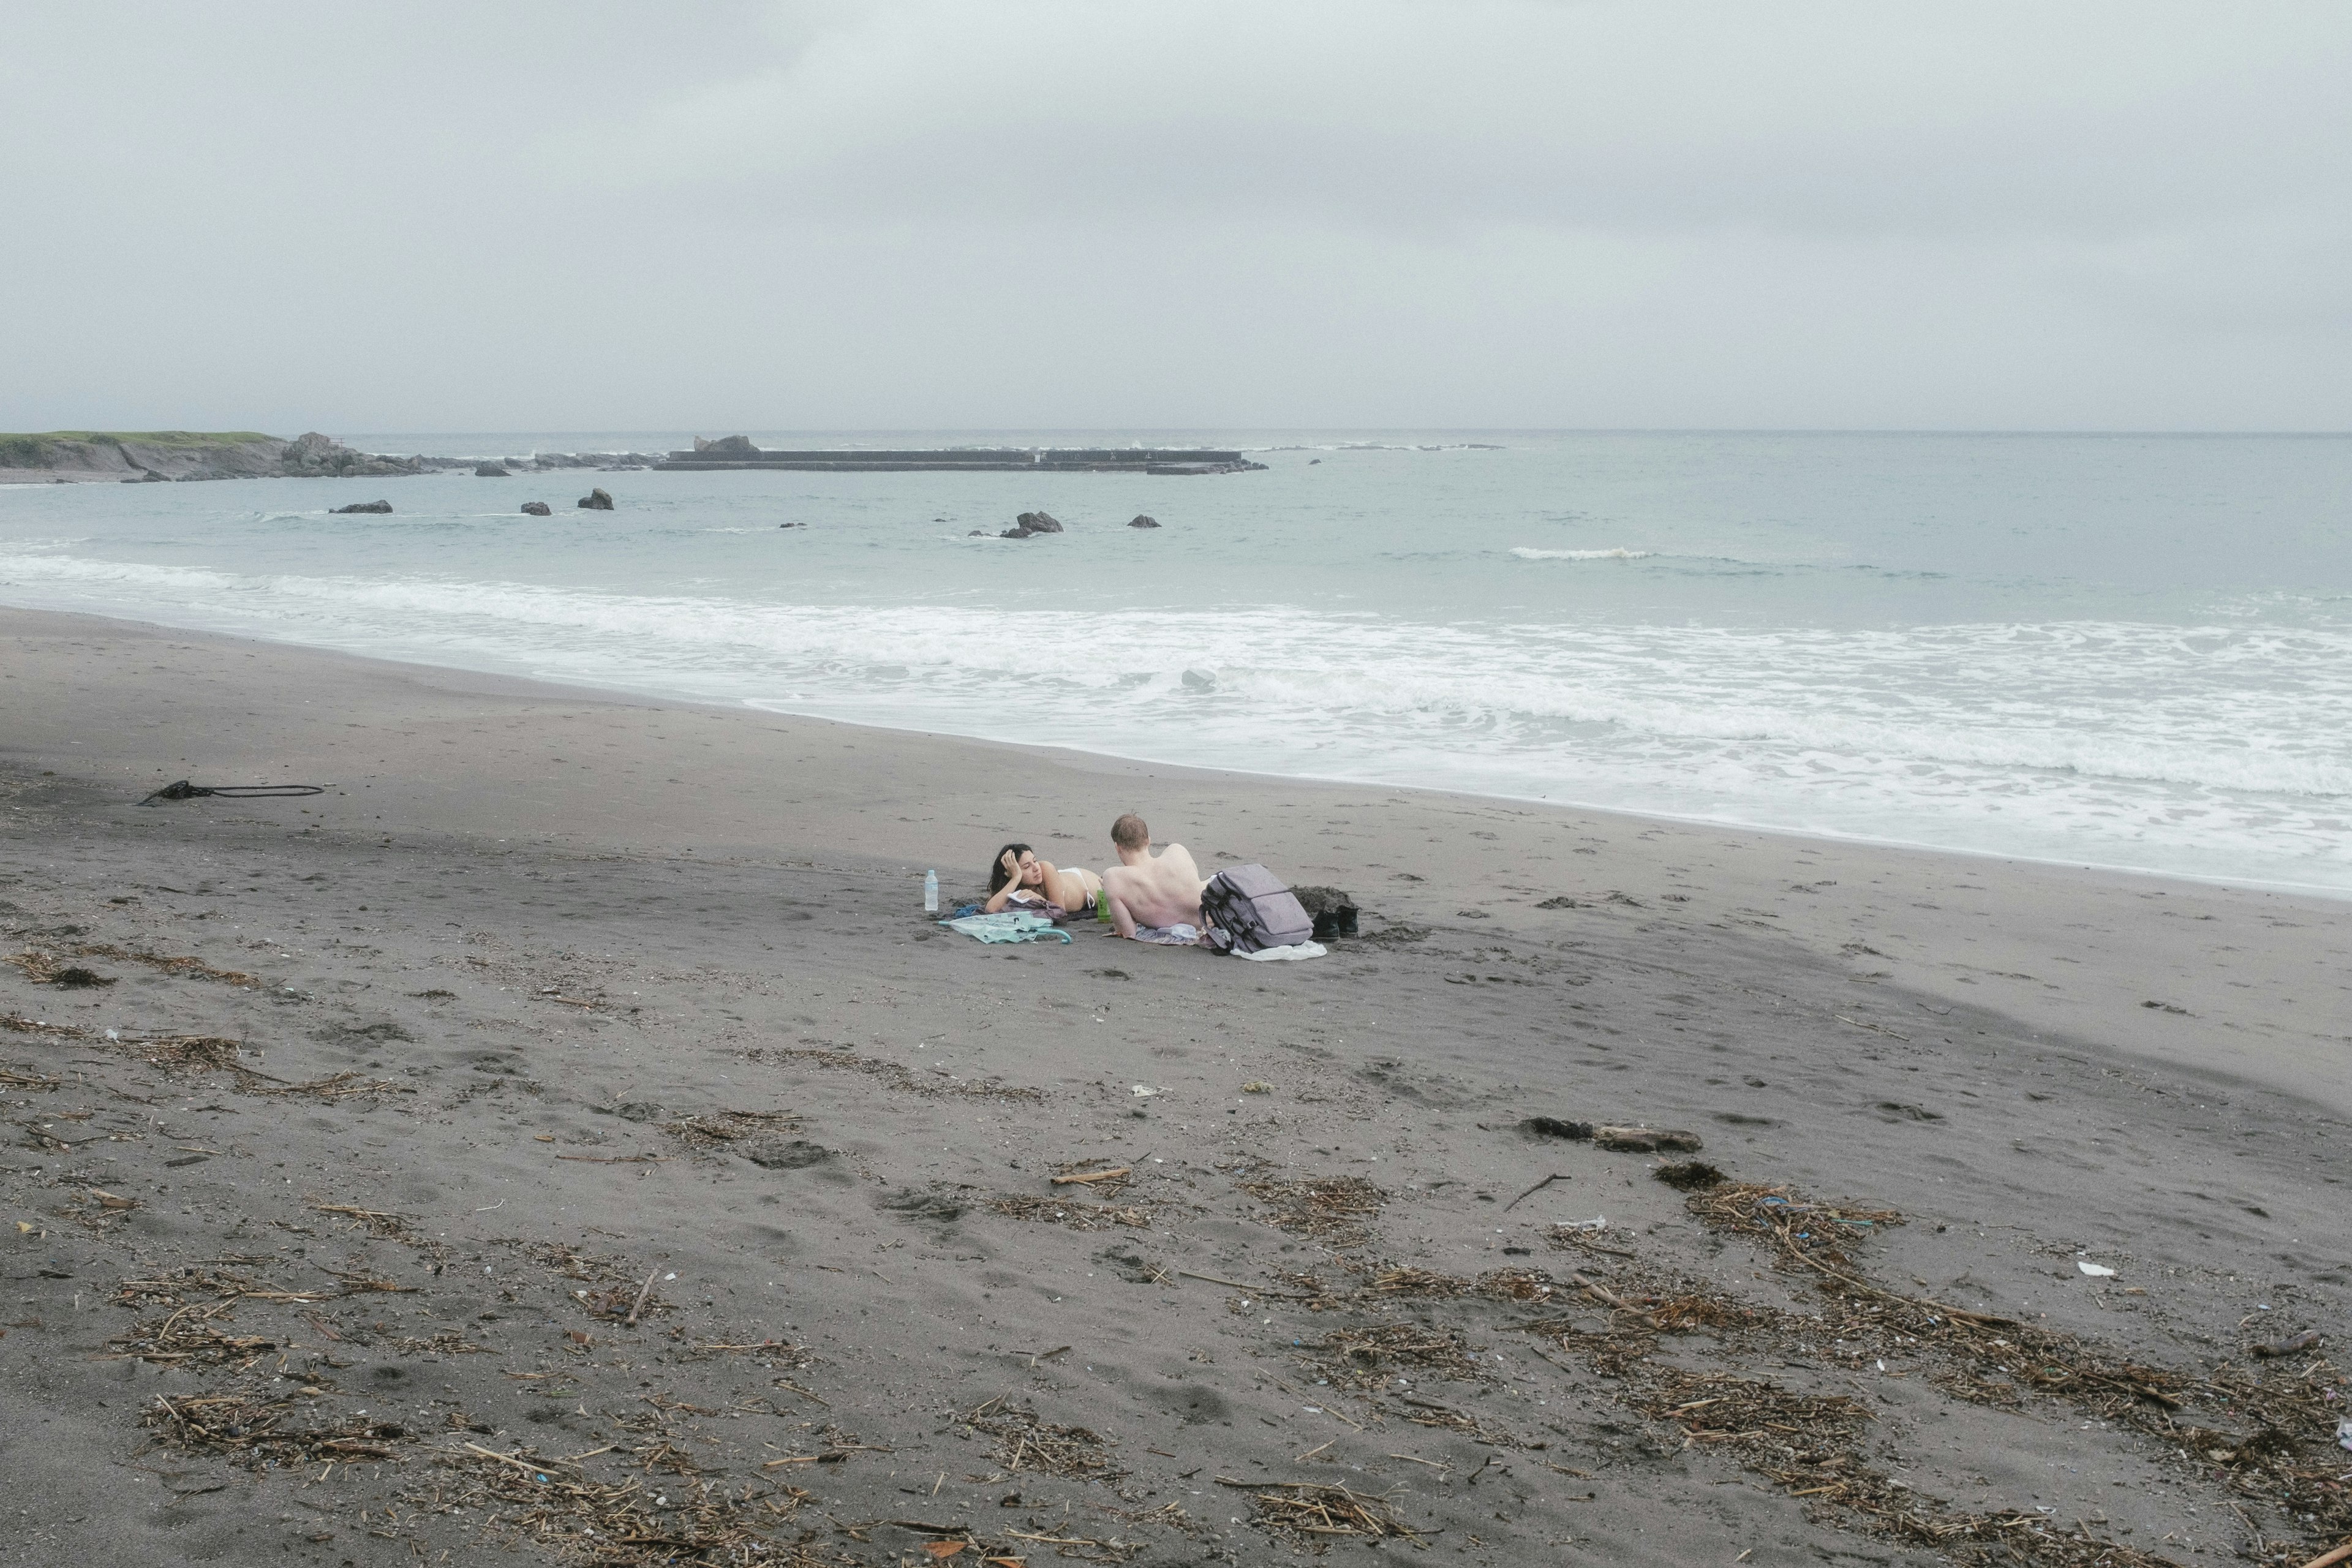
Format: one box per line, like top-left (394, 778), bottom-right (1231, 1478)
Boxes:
top-left (4, 2), bottom-right (2347, 433)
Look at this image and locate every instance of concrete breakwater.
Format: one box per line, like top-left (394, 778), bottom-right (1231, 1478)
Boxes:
top-left (655, 435), bottom-right (1264, 475)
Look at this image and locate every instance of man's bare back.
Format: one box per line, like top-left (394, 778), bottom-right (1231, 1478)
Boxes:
top-left (1101, 813), bottom-right (1209, 939)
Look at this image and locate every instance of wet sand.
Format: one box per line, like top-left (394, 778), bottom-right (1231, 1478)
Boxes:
top-left (2, 604), bottom-right (2346, 1567)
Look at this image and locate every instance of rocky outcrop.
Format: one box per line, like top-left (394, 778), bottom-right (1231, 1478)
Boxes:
top-left (521, 501), bottom-right (552, 516)
top-left (1, 431), bottom-right (421, 483)
top-left (331, 500), bottom-right (393, 514)
top-left (281, 432), bottom-right (417, 478)
top-left (693, 435), bottom-right (760, 455)
top-left (578, 488), bottom-right (614, 511)
top-left (475, 462), bottom-right (510, 477)
top-left (1000, 510), bottom-right (1063, 539)
top-left (1128, 514), bottom-right (1159, 529)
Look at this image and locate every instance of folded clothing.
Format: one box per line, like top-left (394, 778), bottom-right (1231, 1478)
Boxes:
top-left (1233, 940), bottom-right (1328, 962)
top-left (938, 911), bottom-right (1072, 944)
top-left (1130, 923), bottom-right (1200, 946)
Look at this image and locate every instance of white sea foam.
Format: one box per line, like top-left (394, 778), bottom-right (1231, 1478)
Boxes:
top-left (1511, 546), bottom-right (1654, 561)
top-left (5, 537), bottom-right (2350, 891)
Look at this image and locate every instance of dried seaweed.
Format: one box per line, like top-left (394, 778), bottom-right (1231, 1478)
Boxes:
top-left (1237, 1174), bottom-right (1387, 1246)
top-left (662, 1108), bottom-right (802, 1152)
top-left (739, 1044), bottom-right (1046, 1102)
top-left (409, 1442), bottom-right (821, 1566)
top-left (962, 1395), bottom-right (1126, 1480)
top-left (0, 1065), bottom-right (62, 1090)
top-left (1306, 1323), bottom-right (1487, 1391)
top-left (983, 1194), bottom-right (1152, 1231)
top-left (102, 1033), bottom-right (407, 1101)
top-left (1, 1013), bottom-right (89, 1038)
top-left (1215, 1478), bottom-right (1422, 1545)
top-left (64, 941), bottom-right (266, 989)
top-left (143, 1387), bottom-right (407, 1468)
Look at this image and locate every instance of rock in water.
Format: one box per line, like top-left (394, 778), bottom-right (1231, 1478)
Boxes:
top-left (521, 501), bottom-right (552, 516)
top-left (578, 488), bottom-right (614, 511)
top-left (693, 435), bottom-right (760, 455)
top-left (1001, 510), bottom-right (1064, 538)
top-left (330, 499), bottom-right (393, 514)
top-left (475, 462), bottom-right (510, 477)
top-left (1128, 514), bottom-right (1159, 529)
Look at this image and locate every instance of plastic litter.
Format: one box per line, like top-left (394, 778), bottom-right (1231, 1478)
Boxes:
top-left (1131, 1085), bottom-right (1163, 1098)
top-left (1557, 1216), bottom-right (1608, 1231)
top-left (2077, 1261), bottom-right (2117, 1278)
top-left (923, 870), bottom-right (938, 913)
top-left (2339, 1417), bottom-right (2352, 1452)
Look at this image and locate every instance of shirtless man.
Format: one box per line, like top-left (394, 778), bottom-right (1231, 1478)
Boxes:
top-left (1100, 813), bottom-right (1210, 940)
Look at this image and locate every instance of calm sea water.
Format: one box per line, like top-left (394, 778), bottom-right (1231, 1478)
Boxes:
top-left (5, 431), bottom-right (2350, 893)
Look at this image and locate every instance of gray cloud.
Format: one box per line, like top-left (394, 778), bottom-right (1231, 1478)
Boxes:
top-left (2, 0), bottom-right (2346, 431)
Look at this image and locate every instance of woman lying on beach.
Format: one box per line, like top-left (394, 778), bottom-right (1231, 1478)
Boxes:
top-left (985, 842), bottom-right (1104, 918)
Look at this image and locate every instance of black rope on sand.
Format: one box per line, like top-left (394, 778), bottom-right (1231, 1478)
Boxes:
top-left (140, 780), bottom-right (325, 805)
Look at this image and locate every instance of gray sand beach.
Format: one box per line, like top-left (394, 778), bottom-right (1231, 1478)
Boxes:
top-left (2, 605), bottom-right (2346, 1567)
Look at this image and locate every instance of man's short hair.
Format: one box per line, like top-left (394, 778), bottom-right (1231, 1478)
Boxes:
top-left (1110, 813), bottom-right (1150, 851)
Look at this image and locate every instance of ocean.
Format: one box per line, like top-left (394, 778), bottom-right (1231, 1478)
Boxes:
top-left (5, 431), bottom-right (2349, 895)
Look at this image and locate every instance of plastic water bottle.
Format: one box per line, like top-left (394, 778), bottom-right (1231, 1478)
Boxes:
top-left (923, 870), bottom-right (938, 913)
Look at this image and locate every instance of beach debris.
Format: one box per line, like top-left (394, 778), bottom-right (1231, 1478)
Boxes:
top-left (577, 486), bottom-right (614, 510)
top-left (1240, 1080), bottom-right (1272, 1093)
top-left (2077, 1260), bottom-right (2118, 1278)
top-left (1308, 1323), bottom-right (1487, 1390)
top-left (1654, 1160), bottom-right (1725, 1191)
top-left (1503, 1171), bottom-right (1570, 1211)
top-left (1517, 1116), bottom-right (1593, 1140)
top-left (878, 1188), bottom-right (967, 1223)
top-left (330, 499), bottom-right (391, 514)
top-left (661, 1109), bottom-right (831, 1169)
top-left (1216, 1478), bottom-right (1421, 1545)
top-left (1553, 1216), bottom-right (1608, 1233)
top-left (1595, 1125), bottom-right (1703, 1153)
top-left (137, 780), bottom-right (325, 807)
top-left (143, 1388), bottom-right (407, 1468)
top-left (1130, 1084), bottom-right (1162, 1097)
top-left (417, 1440), bottom-right (816, 1564)
top-left (962, 1395), bottom-right (1124, 1479)
top-left (739, 1044), bottom-right (1044, 1102)
top-left (1049, 1164), bottom-right (1132, 1187)
top-left (2339, 1417), bottom-right (2352, 1452)
top-left (2250, 1330), bottom-right (2322, 1359)
top-left (520, 500), bottom-right (551, 515)
top-left (1237, 1174), bottom-right (1387, 1246)
top-left (984, 1193), bottom-right (1151, 1231)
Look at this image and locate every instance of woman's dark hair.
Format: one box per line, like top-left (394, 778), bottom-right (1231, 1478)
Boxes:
top-left (988, 842), bottom-right (1035, 894)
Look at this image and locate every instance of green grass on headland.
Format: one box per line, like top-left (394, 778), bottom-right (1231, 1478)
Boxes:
top-left (0, 431), bottom-right (276, 445)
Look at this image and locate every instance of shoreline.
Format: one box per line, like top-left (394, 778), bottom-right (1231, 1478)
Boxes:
top-left (6, 594), bottom-right (2340, 907)
top-left (4, 601), bottom-right (2349, 1567)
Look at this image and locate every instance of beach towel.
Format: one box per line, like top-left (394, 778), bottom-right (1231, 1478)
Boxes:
top-left (1232, 940), bottom-right (1328, 962)
top-left (938, 911), bottom-right (1072, 944)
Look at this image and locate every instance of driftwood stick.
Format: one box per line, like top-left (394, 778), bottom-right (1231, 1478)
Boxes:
top-left (1049, 1167), bottom-right (1132, 1186)
top-left (624, 1267), bottom-right (660, 1326)
top-left (1502, 1172), bottom-right (1569, 1212)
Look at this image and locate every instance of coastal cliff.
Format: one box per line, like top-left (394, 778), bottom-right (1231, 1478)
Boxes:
top-left (0, 430), bottom-right (421, 483)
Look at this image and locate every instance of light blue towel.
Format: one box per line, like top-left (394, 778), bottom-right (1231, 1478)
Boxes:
top-left (938, 911), bottom-right (1072, 944)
